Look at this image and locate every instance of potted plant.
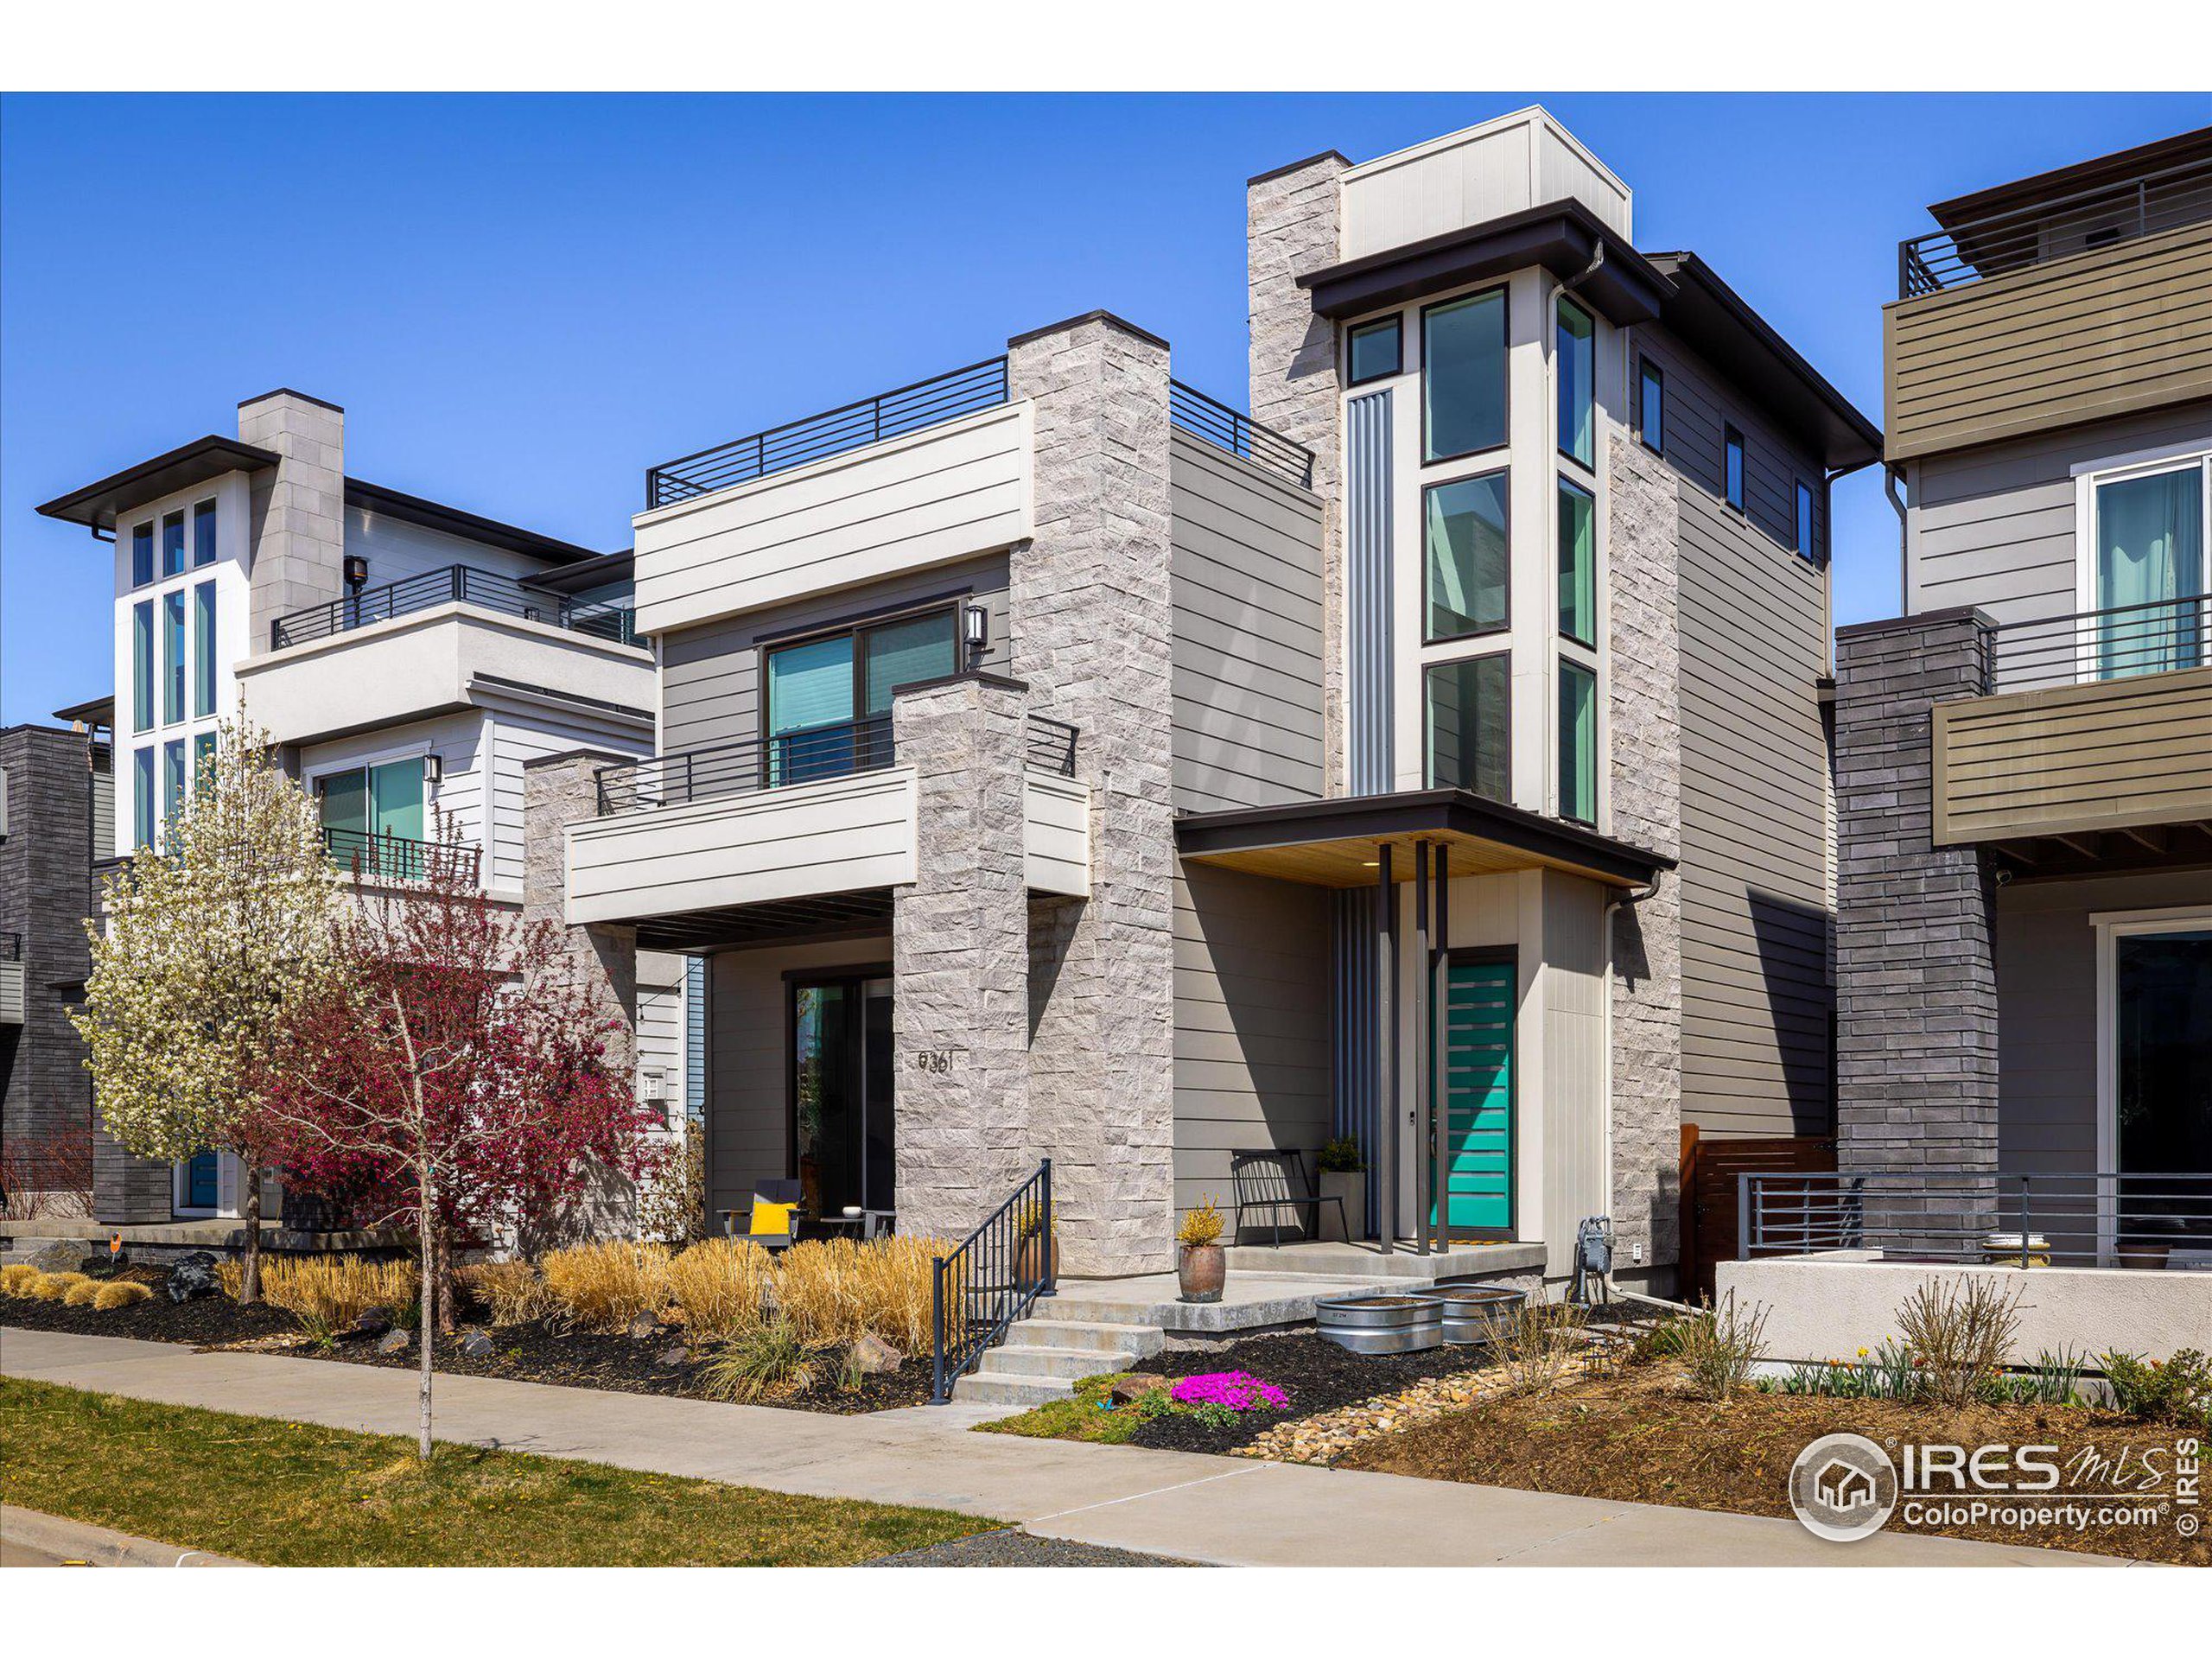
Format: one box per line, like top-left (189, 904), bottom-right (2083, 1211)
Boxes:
top-left (1317, 1137), bottom-right (1365, 1243)
top-left (1014, 1198), bottom-right (1058, 1285)
top-left (1176, 1197), bottom-right (1226, 1304)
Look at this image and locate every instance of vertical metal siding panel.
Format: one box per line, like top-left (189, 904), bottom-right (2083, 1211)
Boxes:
top-left (1332, 887), bottom-right (1380, 1228)
top-left (1347, 391), bottom-right (1395, 797)
top-left (684, 955), bottom-right (707, 1128)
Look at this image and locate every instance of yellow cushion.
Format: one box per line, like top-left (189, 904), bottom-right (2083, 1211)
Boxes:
top-left (749, 1199), bottom-right (797, 1238)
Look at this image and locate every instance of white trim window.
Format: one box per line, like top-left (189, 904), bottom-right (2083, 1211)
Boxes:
top-left (2072, 448), bottom-right (2210, 682)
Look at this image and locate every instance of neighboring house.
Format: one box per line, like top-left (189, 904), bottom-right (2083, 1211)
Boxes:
top-left (0, 709), bottom-right (111, 1211)
top-left (34, 391), bottom-right (697, 1228)
top-left (537, 107), bottom-right (1876, 1290)
top-left (1833, 126), bottom-right (2212, 1253)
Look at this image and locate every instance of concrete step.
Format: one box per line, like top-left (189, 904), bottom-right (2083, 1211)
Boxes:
top-left (1014, 1317), bottom-right (1166, 1357)
top-left (951, 1370), bottom-right (1080, 1408)
top-left (976, 1343), bottom-right (1137, 1381)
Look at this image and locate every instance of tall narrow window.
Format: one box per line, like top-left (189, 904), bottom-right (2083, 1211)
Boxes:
top-left (131, 600), bottom-right (154, 733)
top-left (1796, 480), bottom-right (1816, 559)
top-left (192, 731), bottom-right (217, 794)
top-left (193, 499), bottom-right (217, 567)
top-left (131, 523), bottom-right (154, 588)
top-left (1557, 479), bottom-right (1596, 647)
top-left (1424, 654), bottom-right (1511, 802)
top-left (163, 740), bottom-right (187, 833)
top-left (1637, 358), bottom-right (1664, 455)
top-left (1422, 289), bottom-right (1508, 462)
top-left (133, 747), bottom-right (156, 850)
top-left (1346, 315), bottom-right (1402, 386)
top-left (1559, 661), bottom-right (1597, 826)
top-left (1556, 296), bottom-right (1594, 470)
top-left (193, 581), bottom-right (217, 718)
top-left (161, 510), bottom-right (186, 579)
top-left (162, 591), bottom-right (186, 723)
top-left (1724, 425), bottom-right (1746, 512)
top-left (1423, 472), bottom-right (1510, 641)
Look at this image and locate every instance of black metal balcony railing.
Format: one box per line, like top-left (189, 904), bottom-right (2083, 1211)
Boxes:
top-left (1742, 1169), bottom-right (2212, 1268)
top-left (1169, 380), bottom-right (1314, 489)
top-left (270, 565), bottom-right (639, 652)
top-left (323, 825), bottom-right (482, 887)
top-left (646, 359), bottom-right (1012, 510)
top-left (1898, 153), bottom-right (2212, 299)
top-left (1982, 594), bottom-right (2209, 694)
top-left (1025, 715), bottom-right (1078, 778)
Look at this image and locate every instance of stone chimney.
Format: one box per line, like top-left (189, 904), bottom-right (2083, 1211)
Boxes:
top-left (238, 389), bottom-right (346, 650)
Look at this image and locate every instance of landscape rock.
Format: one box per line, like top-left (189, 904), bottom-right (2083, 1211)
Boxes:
top-left (1109, 1371), bottom-right (1167, 1405)
top-left (342, 1307), bottom-right (393, 1341)
top-left (458, 1327), bottom-right (494, 1360)
top-left (22, 1241), bottom-right (85, 1274)
top-left (656, 1344), bottom-right (691, 1368)
top-left (376, 1327), bottom-right (413, 1356)
top-left (165, 1251), bottom-right (220, 1304)
top-left (847, 1332), bottom-right (904, 1375)
top-left (626, 1313), bottom-right (661, 1342)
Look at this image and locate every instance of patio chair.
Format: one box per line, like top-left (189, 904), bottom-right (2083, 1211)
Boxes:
top-left (1230, 1149), bottom-right (1345, 1247)
top-left (721, 1179), bottom-right (804, 1251)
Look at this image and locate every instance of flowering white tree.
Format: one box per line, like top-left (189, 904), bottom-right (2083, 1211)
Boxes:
top-left (72, 705), bottom-right (339, 1301)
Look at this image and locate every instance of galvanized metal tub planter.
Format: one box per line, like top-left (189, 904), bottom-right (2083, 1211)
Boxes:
top-left (1313, 1294), bottom-right (1442, 1355)
top-left (1413, 1282), bottom-right (1528, 1345)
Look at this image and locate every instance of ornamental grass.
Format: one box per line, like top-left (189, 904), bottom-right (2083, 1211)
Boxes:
top-left (223, 1255), bottom-right (419, 1334)
top-left (772, 1236), bottom-right (945, 1353)
top-left (539, 1240), bottom-right (671, 1333)
top-left (28, 1272), bottom-right (88, 1302)
top-left (455, 1260), bottom-right (548, 1327)
top-left (665, 1238), bottom-right (773, 1342)
top-left (93, 1281), bottom-right (153, 1311)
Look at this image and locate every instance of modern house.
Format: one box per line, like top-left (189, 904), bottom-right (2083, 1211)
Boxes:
top-left (536, 106), bottom-right (1876, 1298)
top-left (1824, 125), bottom-right (2212, 1268)
top-left (34, 391), bottom-right (698, 1229)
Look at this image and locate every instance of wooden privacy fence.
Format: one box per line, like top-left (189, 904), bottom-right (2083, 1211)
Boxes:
top-left (1677, 1125), bottom-right (1837, 1303)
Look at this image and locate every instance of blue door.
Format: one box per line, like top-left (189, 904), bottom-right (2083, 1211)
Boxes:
top-left (186, 1151), bottom-right (220, 1211)
top-left (1433, 958), bottom-right (1515, 1234)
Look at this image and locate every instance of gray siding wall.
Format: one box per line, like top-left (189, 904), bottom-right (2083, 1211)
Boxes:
top-left (1167, 432), bottom-right (1327, 813)
top-left (1172, 861), bottom-right (1334, 1218)
top-left (659, 553), bottom-right (1013, 759)
top-left (1637, 328), bottom-right (1836, 1136)
top-left (1995, 868), bottom-right (2212, 1177)
top-left (1345, 390), bottom-right (1395, 796)
top-left (1906, 397), bottom-right (2212, 625)
top-left (0, 726), bottom-right (98, 1150)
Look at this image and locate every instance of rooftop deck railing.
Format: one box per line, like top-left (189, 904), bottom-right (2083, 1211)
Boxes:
top-left (1898, 153), bottom-right (2212, 298)
top-left (1982, 593), bottom-right (2209, 694)
top-left (645, 358), bottom-right (1012, 509)
top-left (270, 565), bottom-right (637, 652)
top-left (1742, 1169), bottom-right (2212, 1268)
top-left (1168, 380), bottom-right (1314, 488)
top-left (322, 826), bottom-right (482, 887)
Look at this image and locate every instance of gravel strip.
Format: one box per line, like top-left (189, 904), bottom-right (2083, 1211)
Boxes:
top-left (865, 1529), bottom-right (1206, 1567)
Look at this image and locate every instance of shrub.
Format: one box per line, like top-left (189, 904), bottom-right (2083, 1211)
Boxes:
top-left (1478, 1298), bottom-right (1588, 1395)
top-left (1176, 1198), bottom-right (1224, 1250)
top-left (61, 1279), bottom-right (105, 1307)
top-left (1896, 1276), bottom-right (2021, 1407)
top-left (1, 1263), bottom-right (41, 1296)
top-left (540, 1240), bottom-right (671, 1333)
top-left (636, 1133), bottom-right (708, 1248)
top-left (698, 1319), bottom-right (823, 1403)
top-left (456, 1260), bottom-right (548, 1327)
top-left (666, 1238), bottom-right (773, 1342)
top-left (247, 1255), bottom-right (421, 1336)
top-left (1679, 1292), bottom-right (1770, 1402)
top-left (2102, 1349), bottom-right (2212, 1427)
top-left (92, 1280), bottom-right (154, 1311)
top-left (1316, 1137), bottom-right (1364, 1174)
top-left (28, 1272), bottom-right (88, 1302)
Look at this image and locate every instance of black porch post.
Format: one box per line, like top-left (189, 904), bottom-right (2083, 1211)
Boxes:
top-left (1379, 842), bottom-right (1396, 1255)
top-left (1433, 845), bottom-right (1450, 1255)
top-left (1413, 840), bottom-right (1431, 1256)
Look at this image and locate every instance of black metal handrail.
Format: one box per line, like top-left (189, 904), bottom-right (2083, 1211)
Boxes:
top-left (270, 565), bottom-right (639, 652)
top-left (594, 715), bottom-right (897, 816)
top-left (1026, 715), bottom-right (1078, 778)
top-left (1898, 153), bottom-right (2212, 298)
top-left (931, 1160), bottom-right (1054, 1403)
top-left (646, 359), bottom-right (1012, 509)
top-left (1742, 1169), bottom-right (2212, 1268)
top-left (322, 825), bottom-right (482, 887)
top-left (1168, 380), bottom-right (1314, 489)
top-left (1982, 593), bottom-right (2209, 694)
top-left (0, 931), bottom-right (19, 962)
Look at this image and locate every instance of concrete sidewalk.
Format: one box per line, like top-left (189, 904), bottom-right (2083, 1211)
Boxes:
top-left (0, 1328), bottom-right (2126, 1567)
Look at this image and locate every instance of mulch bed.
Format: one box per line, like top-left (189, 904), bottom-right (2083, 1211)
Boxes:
top-left (1, 1261), bottom-right (931, 1415)
top-left (1117, 1332), bottom-right (1493, 1455)
top-left (1337, 1358), bottom-right (2208, 1567)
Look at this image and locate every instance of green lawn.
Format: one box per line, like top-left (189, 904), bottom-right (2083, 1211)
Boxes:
top-left (0, 1377), bottom-right (996, 1567)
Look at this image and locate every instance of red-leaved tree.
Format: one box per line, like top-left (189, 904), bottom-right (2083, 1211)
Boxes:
top-left (253, 827), bottom-right (656, 1459)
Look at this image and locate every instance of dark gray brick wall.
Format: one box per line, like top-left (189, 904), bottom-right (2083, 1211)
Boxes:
top-left (2, 725), bottom-right (99, 1154)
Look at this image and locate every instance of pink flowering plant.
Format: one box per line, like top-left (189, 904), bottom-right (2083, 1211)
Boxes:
top-left (1167, 1371), bottom-right (1289, 1412)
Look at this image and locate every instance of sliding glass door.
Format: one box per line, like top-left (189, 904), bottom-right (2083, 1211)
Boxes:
top-left (791, 973), bottom-right (894, 1220)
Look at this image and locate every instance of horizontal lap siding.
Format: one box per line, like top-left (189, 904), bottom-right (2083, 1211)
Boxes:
top-left (1167, 433), bottom-right (1327, 813)
top-left (489, 710), bottom-right (652, 893)
top-left (1172, 862), bottom-right (1333, 1219)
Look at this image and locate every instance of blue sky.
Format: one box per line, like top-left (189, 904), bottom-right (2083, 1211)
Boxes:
top-left (5, 91), bottom-right (2208, 726)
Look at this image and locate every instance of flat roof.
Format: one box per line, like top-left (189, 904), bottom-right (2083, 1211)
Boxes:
top-left (345, 479), bottom-right (600, 566)
top-left (1929, 125), bottom-right (2212, 232)
top-left (35, 436), bottom-right (281, 534)
top-left (50, 693), bottom-right (116, 728)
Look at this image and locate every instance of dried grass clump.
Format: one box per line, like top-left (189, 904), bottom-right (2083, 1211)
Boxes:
top-left (1, 1263), bottom-right (41, 1296)
top-left (28, 1272), bottom-right (88, 1302)
top-left (1478, 1298), bottom-right (1589, 1395)
top-left (769, 1236), bottom-right (946, 1352)
top-left (1679, 1291), bottom-right (1771, 1402)
top-left (846, 1234), bottom-right (943, 1356)
top-left (61, 1279), bottom-right (105, 1306)
top-left (540, 1240), bottom-right (671, 1333)
top-left (697, 1319), bottom-right (824, 1402)
top-left (93, 1281), bottom-right (153, 1311)
top-left (666, 1239), bottom-right (772, 1342)
top-left (457, 1260), bottom-right (548, 1327)
top-left (1897, 1275), bottom-right (2021, 1407)
top-left (253, 1255), bottom-right (420, 1333)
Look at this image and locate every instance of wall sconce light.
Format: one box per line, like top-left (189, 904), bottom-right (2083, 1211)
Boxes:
top-left (343, 555), bottom-right (370, 589)
top-left (963, 602), bottom-right (988, 660)
top-left (424, 753), bottom-right (443, 787)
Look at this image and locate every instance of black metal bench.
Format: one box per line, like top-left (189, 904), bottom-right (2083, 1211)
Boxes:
top-left (1230, 1149), bottom-right (1346, 1246)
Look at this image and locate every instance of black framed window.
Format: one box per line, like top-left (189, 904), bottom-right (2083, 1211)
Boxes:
top-left (1422, 289), bottom-right (1508, 463)
top-left (764, 606), bottom-right (958, 784)
top-left (1556, 296), bottom-right (1594, 470)
top-left (1559, 660), bottom-right (1597, 826)
top-left (1423, 471), bottom-right (1510, 641)
top-left (1346, 315), bottom-right (1402, 385)
top-left (1557, 478), bottom-right (1596, 648)
top-left (1424, 654), bottom-right (1510, 802)
top-left (193, 499), bottom-right (218, 567)
top-left (161, 509), bottom-right (185, 579)
top-left (1796, 479), bottom-right (1816, 559)
top-left (1637, 358), bottom-right (1664, 456)
top-left (1723, 425), bottom-right (1746, 512)
top-left (130, 522), bottom-right (154, 588)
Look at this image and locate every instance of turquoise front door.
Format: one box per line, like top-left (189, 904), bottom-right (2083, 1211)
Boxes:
top-left (1433, 957), bottom-right (1515, 1234)
top-left (185, 1150), bottom-right (219, 1211)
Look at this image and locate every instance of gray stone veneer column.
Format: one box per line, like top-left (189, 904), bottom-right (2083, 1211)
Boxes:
top-left (239, 390), bottom-right (348, 651)
top-left (1834, 610), bottom-right (1999, 1182)
top-left (522, 753), bottom-right (639, 1084)
top-left (1007, 312), bottom-right (1177, 1276)
top-left (890, 674), bottom-right (1033, 1243)
top-left (1605, 433), bottom-right (1684, 1280)
top-left (1247, 152), bottom-right (1349, 795)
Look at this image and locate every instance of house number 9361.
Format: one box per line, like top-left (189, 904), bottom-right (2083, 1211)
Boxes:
top-left (914, 1049), bottom-right (957, 1074)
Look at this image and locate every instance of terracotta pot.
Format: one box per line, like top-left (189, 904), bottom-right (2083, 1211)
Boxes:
top-left (1016, 1231), bottom-right (1059, 1284)
top-left (1177, 1241), bottom-right (1225, 1304)
top-left (2117, 1243), bottom-right (2171, 1271)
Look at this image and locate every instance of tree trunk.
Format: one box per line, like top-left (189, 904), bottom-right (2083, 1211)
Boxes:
top-left (239, 1158), bottom-right (264, 1303)
top-left (434, 1220), bottom-right (456, 1335)
top-left (416, 1188), bottom-right (435, 1463)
